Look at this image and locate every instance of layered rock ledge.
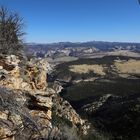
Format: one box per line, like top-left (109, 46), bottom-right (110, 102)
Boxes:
top-left (0, 55), bottom-right (90, 140)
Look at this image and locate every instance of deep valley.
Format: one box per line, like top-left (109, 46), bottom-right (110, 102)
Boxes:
top-left (50, 55), bottom-right (140, 140)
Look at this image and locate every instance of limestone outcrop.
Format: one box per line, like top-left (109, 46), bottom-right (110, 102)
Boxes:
top-left (0, 54), bottom-right (90, 140)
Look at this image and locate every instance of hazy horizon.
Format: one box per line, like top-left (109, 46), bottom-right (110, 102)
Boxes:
top-left (26, 40), bottom-right (140, 44)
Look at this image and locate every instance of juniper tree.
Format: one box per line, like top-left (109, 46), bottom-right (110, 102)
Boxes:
top-left (0, 6), bottom-right (25, 55)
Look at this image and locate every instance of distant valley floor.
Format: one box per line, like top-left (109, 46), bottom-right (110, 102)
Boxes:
top-left (49, 55), bottom-right (140, 139)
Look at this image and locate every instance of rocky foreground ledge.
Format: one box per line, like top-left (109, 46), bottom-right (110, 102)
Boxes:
top-left (0, 55), bottom-right (90, 140)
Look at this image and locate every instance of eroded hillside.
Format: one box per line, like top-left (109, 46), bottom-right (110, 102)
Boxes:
top-left (52, 55), bottom-right (140, 139)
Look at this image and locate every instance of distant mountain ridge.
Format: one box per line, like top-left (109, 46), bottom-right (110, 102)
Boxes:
top-left (25, 41), bottom-right (140, 51)
top-left (24, 41), bottom-right (140, 59)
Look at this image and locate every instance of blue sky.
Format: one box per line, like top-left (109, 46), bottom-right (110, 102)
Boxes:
top-left (0, 0), bottom-right (140, 43)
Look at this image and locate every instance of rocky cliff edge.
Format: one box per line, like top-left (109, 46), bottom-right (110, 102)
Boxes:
top-left (0, 55), bottom-right (90, 140)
